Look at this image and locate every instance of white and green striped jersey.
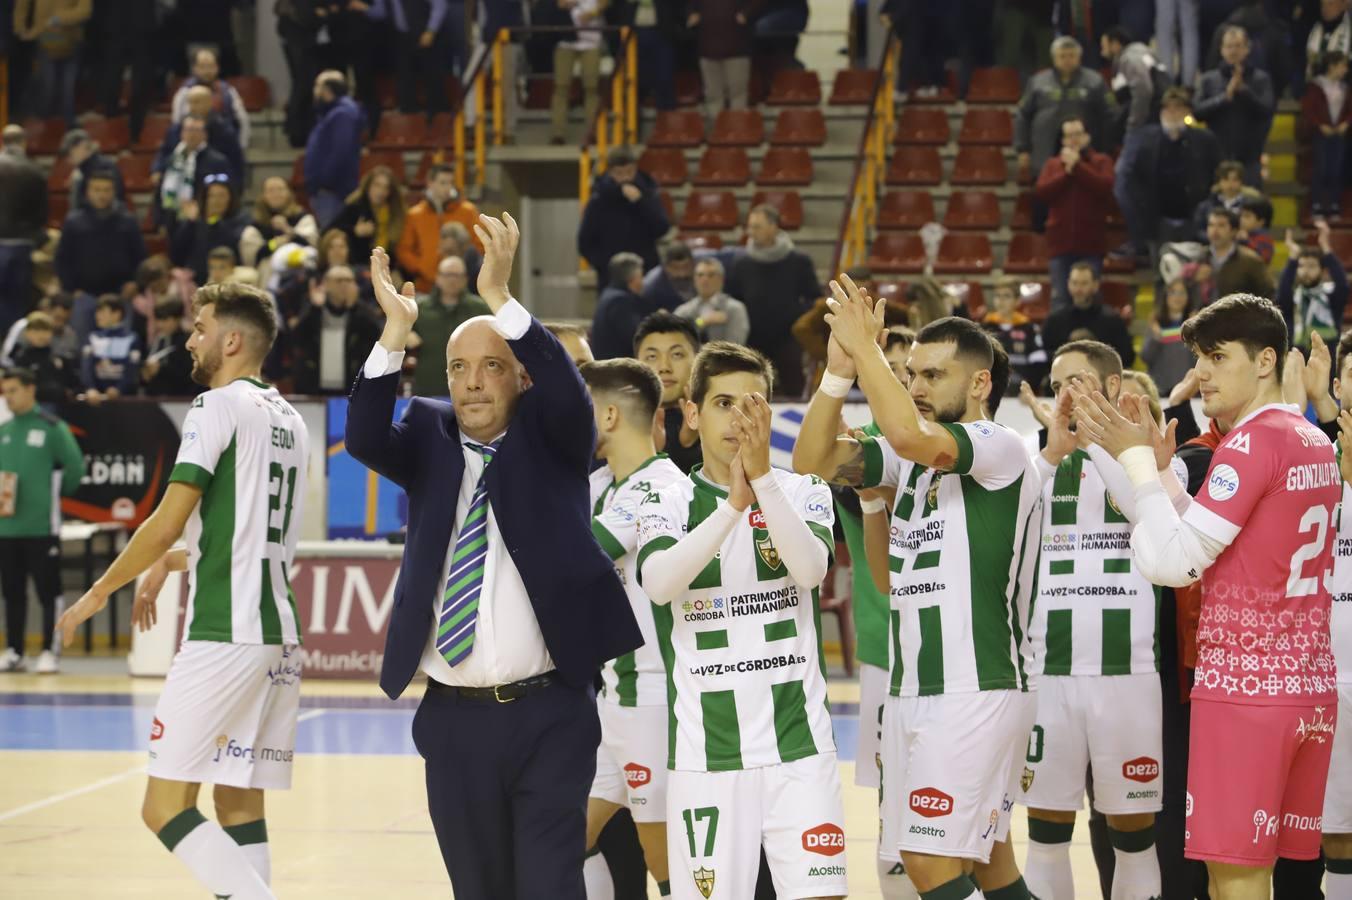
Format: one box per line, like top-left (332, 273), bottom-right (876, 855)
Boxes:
top-left (168, 378), bottom-right (309, 645)
top-left (1332, 477), bottom-right (1352, 684)
top-left (590, 454), bottom-right (687, 707)
top-left (1028, 448), bottom-right (1160, 679)
top-left (634, 466), bottom-right (836, 772)
top-left (860, 420), bottom-right (1042, 698)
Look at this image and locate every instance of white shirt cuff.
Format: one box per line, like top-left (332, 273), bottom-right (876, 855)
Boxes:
top-left (363, 343), bottom-right (405, 379)
top-left (493, 299), bottom-right (531, 341)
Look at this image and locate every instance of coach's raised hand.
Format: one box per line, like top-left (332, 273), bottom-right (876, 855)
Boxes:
top-left (472, 211), bottom-right (520, 312)
top-left (372, 246), bottom-right (418, 352)
top-left (823, 273), bottom-right (885, 359)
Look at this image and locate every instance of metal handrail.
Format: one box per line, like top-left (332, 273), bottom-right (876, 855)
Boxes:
top-left (832, 35), bottom-right (900, 274)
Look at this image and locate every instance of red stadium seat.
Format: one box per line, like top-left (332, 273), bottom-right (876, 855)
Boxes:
top-left (83, 116), bottom-right (131, 153)
top-left (1018, 282), bottom-right (1051, 322)
top-left (47, 158), bottom-right (74, 193)
top-left (693, 147), bottom-right (751, 186)
top-left (966, 67), bottom-right (1022, 104)
top-left (1010, 192), bottom-right (1034, 230)
top-left (675, 70), bottom-right (704, 107)
top-left (647, 110), bottom-right (705, 148)
top-left (895, 107), bottom-right (949, 145)
top-left (885, 147), bottom-right (943, 186)
top-left (680, 233), bottom-right (724, 251)
top-left (1320, 230), bottom-right (1352, 264)
top-left (908, 73), bottom-right (958, 104)
top-left (935, 234), bottom-right (994, 274)
top-left (118, 153), bottom-right (157, 193)
top-left (361, 150), bottom-right (408, 184)
top-left (877, 191), bottom-right (936, 229)
top-left (766, 70), bottom-right (822, 106)
top-left (228, 76), bottom-right (272, 112)
top-left (23, 118), bottom-right (67, 156)
top-left (872, 280), bottom-right (909, 310)
top-left (289, 155), bottom-right (306, 191)
top-left (829, 69), bottom-right (879, 105)
top-left (945, 282), bottom-right (987, 318)
top-left (942, 191), bottom-right (1001, 231)
top-left (639, 148), bottom-right (689, 186)
top-left (1100, 281), bottom-right (1137, 319)
top-left (47, 191), bottom-right (69, 228)
top-left (659, 191), bottom-right (675, 221)
top-left (371, 113), bottom-right (430, 149)
top-left (428, 112), bottom-right (456, 147)
top-left (1004, 232), bottom-right (1050, 274)
top-left (951, 147), bottom-right (1007, 185)
top-left (867, 233), bottom-right (927, 273)
top-left (144, 232), bottom-right (169, 257)
top-left (710, 109), bottom-right (764, 146)
top-left (751, 190), bottom-right (803, 230)
top-left (680, 191), bottom-right (740, 230)
top-left (958, 108), bottom-right (1014, 146)
top-left (134, 114), bottom-right (172, 153)
top-left (756, 147), bottom-right (813, 186)
top-left (770, 108), bottom-right (827, 147)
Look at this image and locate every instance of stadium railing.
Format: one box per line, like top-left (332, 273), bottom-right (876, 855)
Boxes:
top-left (834, 33), bottom-right (900, 273)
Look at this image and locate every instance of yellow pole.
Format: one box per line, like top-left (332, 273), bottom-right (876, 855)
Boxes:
top-left (625, 29), bottom-right (637, 145)
top-left (454, 109), bottom-right (466, 190)
top-left (475, 73), bottom-right (486, 188)
top-left (597, 108), bottom-right (609, 166)
top-left (579, 150), bottom-right (592, 270)
top-left (611, 63), bottom-right (624, 147)
top-left (493, 32), bottom-right (507, 146)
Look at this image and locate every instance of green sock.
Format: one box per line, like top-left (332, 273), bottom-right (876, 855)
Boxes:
top-left (983, 876), bottom-right (1032, 900)
top-left (920, 874), bottom-right (981, 900)
top-left (223, 818), bottom-right (270, 885)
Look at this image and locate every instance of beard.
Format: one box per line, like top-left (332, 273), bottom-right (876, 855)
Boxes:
top-left (190, 343), bottom-right (222, 386)
top-left (922, 394), bottom-right (968, 424)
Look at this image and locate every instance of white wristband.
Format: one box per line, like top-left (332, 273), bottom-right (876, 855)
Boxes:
top-left (818, 371), bottom-right (854, 398)
top-left (859, 497), bottom-right (887, 514)
top-left (1117, 445), bottom-right (1160, 489)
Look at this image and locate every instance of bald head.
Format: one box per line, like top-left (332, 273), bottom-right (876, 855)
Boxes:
top-left (436, 255), bottom-right (469, 300)
top-left (186, 84), bottom-right (213, 118)
top-left (448, 318), bottom-right (531, 442)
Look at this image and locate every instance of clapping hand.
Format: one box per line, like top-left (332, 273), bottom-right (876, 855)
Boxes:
top-left (1123, 392), bottom-right (1180, 471)
top-left (1305, 332), bottom-right (1333, 398)
top-left (1070, 385), bottom-right (1153, 459)
top-left (1042, 389), bottom-right (1079, 464)
top-left (731, 393), bottom-right (773, 481)
top-left (1019, 381), bottom-right (1054, 429)
top-left (472, 212), bottom-right (520, 307)
top-left (729, 451), bottom-right (753, 511)
top-left (823, 274), bottom-right (885, 360)
top-left (371, 246), bottom-right (418, 349)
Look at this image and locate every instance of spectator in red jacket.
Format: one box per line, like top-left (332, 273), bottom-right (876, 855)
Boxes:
top-left (1301, 50), bottom-right (1352, 218)
top-left (1034, 115), bottom-right (1115, 312)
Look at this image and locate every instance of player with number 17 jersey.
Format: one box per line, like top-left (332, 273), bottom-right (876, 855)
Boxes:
top-left (1179, 404), bottom-right (1338, 865)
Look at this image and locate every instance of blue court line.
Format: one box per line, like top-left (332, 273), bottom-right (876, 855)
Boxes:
top-left (0, 695), bottom-right (861, 760)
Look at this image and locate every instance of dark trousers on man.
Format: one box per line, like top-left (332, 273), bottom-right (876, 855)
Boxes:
top-left (0, 242), bottom-right (36, 350)
top-left (0, 537), bottom-right (62, 655)
top-left (413, 677), bottom-right (600, 899)
top-left (395, 30), bottom-right (449, 114)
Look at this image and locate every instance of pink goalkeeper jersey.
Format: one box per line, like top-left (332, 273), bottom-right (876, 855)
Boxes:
top-left (1182, 404), bottom-right (1340, 705)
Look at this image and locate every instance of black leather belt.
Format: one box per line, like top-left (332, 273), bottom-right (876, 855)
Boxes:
top-left (426, 671), bottom-right (559, 703)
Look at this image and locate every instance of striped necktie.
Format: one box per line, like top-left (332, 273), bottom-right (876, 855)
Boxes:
top-left (437, 440), bottom-right (499, 666)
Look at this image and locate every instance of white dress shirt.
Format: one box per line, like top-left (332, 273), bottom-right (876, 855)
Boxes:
top-left (361, 299), bottom-right (555, 687)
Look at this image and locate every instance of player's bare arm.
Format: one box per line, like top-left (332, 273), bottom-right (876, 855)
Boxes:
top-left (57, 483), bottom-right (202, 646)
top-left (131, 547), bottom-right (189, 633)
top-left (792, 322), bottom-right (869, 485)
top-left (826, 274), bottom-right (960, 470)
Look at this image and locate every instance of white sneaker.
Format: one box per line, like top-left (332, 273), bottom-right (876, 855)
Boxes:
top-left (35, 650), bottom-right (59, 674)
top-left (0, 648), bottom-right (26, 672)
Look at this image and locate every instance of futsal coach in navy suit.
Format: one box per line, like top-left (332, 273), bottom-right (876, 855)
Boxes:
top-left (344, 213), bottom-right (642, 899)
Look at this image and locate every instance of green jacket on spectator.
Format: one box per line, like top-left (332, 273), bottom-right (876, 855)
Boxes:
top-left (411, 288), bottom-right (492, 397)
top-left (0, 407), bottom-right (85, 538)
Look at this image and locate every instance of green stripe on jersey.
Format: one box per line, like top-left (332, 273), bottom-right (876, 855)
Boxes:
top-left (612, 652), bottom-right (638, 706)
top-left (940, 422), bottom-right (974, 474)
top-left (1049, 559), bottom-right (1075, 576)
top-left (635, 536), bottom-right (678, 587)
top-left (895, 464), bottom-right (924, 521)
top-left (764, 619), bottom-right (797, 641)
top-left (1103, 558), bottom-right (1132, 574)
top-left (260, 562), bottom-right (282, 644)
top-left (169, 461), bottom-right (213, 490)
top-left (688, 489), bottom-right (723, 589)
top-left (592, 520), bottom-right (626, 561)
top-left (1101, 609), bottom-right (1133, 674)
top-left (1051, 451), bottom-right (1085, 526)
top-left (771, 679), bottom-right (818, 762)
top-left (1044, 608), bottom-right (1073, 675)
top-left (916, 605), bottom-right (945, 696)
top-left (188, 437), bottom-right (237, 641)
top-left (861, 436), bottom-right (885, 488)
top-left (652, 602), bottom-right (680, 769)
top-left (696, 629), bottom-right (729, 650)
top-left (889, 609), bottom-right (904, 695)
top-left (702, 690), bottom-right (742, 771)
top-left (964, 475), bottom-right (1024, 691)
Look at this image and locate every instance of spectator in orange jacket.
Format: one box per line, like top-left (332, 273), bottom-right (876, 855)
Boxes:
top-left (1034, 114), bottom-right (1115, 312)
top-left (396, 163), bottom-right (482, 292)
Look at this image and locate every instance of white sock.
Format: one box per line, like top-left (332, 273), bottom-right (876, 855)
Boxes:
top-left (1108, 825), bottom-right (1161, 900)
top-left (224, 819), bottom-right (271, 885)
top-left (1327, 870), bottom-right (1352, 899)
top-left (1024, 832), bottom-right (1074, 900)
top-left (878, 856), bottom-right (920, 900)
top-left (159, 809), bottom-right (275, 899)
top-left (583, 847), bottom-right (614, 900)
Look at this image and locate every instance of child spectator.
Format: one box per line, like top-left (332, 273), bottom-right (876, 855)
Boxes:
top-left (1278, 223), bottom-right (1350, 351)
top-left (1142, 278), bottom-right (1200, 395)
top-left (1301, 50), bottom-right (1352, 218)
top-left (79, 295), bottom-right (143, 402)
top-left (1237, 192), bottom-right (1275, 263)
top-left (1190, 160), bottom-right (1246, 239)
top-left (981, 278), bottom-right (1047, 392)
top-left (9, 312), bottom-right (72, 407)
top-left (205, 247), bottom-right (237, 286)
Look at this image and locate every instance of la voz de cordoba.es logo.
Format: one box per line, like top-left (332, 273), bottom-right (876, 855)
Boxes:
top-left (801, 823), bottom-right (845, 856)
top-left (910, 787), bottom-right (954, 818)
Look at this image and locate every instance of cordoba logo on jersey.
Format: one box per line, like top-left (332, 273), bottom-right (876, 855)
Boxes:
top-left (925, 478), bottom-right (941, 511)
top-left (1020, 766), bottom-right (1034, 792)
top-left (624, 762), bottom-right (652, 788)
top-left (910, 787), bottom-right (954, 818)
top-left (1122, 756), bottom-right (1159, 783)
top-left (693, 866), bottom-right (715, 898)
top-left (801, 823), bottom-right (845, 856)
top-left (150, 717), bottom-right (165, 741)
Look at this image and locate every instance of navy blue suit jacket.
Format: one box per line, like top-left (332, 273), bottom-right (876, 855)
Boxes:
top-left (345, 315), bottom-right (642, 699)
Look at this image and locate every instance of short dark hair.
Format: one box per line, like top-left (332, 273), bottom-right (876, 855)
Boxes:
top-left (608, 252), bottom-right (644, 289)
top-left (987, 335), bottom-right (1010, 416)
top-left (95, 294), bottom-right (125, 317)
top-left (633, 311), bottom-right (701, 355)
top-left (1208, 206), bottom-right (1239, 230)
top-left (1216, 160), bottom-right (1244, 182)
top-left (1103, 25), bottom-right (1133, 46)
top-left (748, 204), bottom-right (781, 227)
top-left (661, 241), bottom-right (693, 265)
top-left (1241, 193), bottom-right (1272, 227)
top-left (1161, 86), bottom-right (1192, 108)
top-left (86, 169), bottom-right (117, 186)
top-left (689, 341), bottom-right (775, 406)
top-left (426, 163), bottom-right (454, 182)
top-left (154, 298), bottom-right (185, 321)
top-left (47, 292), bottom-right (74, 312)
top-left (580, 358), bottom-right (663, 425)
top-left (1054, 339), bottom-right (1124, 384)
top-left (1298, 245), bottom-right (1325, 264)
top-left (1181, 293), bottom-right (1288, 380)
top-left (1068, 259), bottom-right (1099, 280)
top-left (135, 257), bottom-right (168, 291)
top-left (606, 145), bottom-right (638, 168)
top-left (884, 326), bottom-right (916, 352)
top-left (207, 246), bottom-right (237, 265)
top-left (194, 282), bottom-right (280, 358)
top-left (1, 367), bottom-right (36, 387)
top-left (1337, 329), bottom-right (1352, 375)
top-left (914, 316), bottom-right (995, 372)
top-left (1060, 114), bottom-right (1086, 133)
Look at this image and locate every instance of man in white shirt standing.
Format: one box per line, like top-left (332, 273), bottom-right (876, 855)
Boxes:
top-left (344, 214), bottom-right (643, 899)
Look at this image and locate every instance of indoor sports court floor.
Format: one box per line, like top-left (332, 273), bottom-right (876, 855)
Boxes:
top-left (0, 661), bottom-right (1104, 898)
